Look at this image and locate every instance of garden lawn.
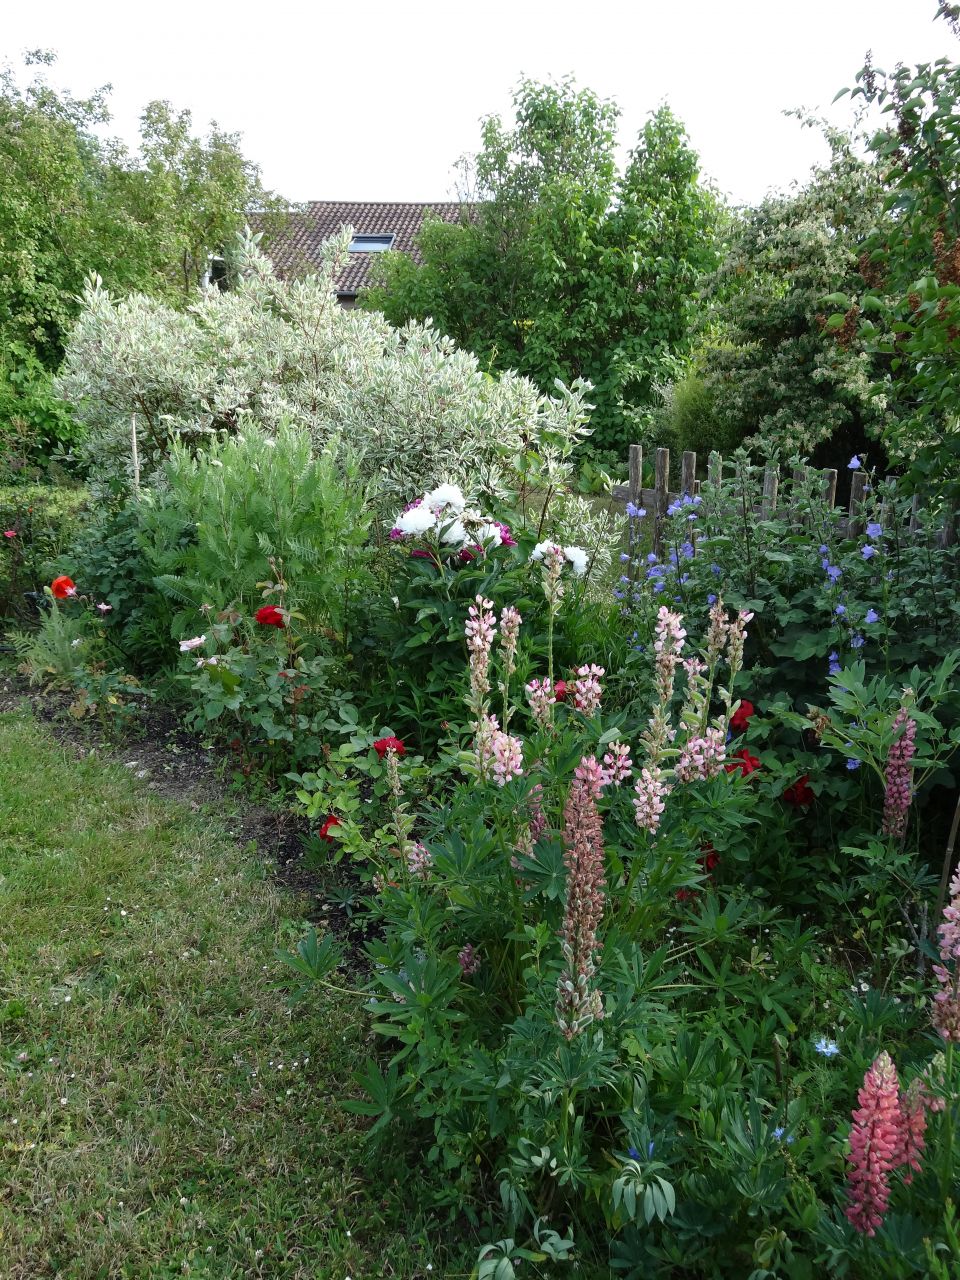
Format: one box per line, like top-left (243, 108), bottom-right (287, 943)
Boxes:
top-left (0, 711), bottom-right (455, 1280)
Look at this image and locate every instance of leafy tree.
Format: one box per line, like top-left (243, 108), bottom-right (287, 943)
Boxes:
top-left (673, 125), bottom-right (891, 464)
top-left (361, 78), bottom-right (721, 456)
top-left (829, 4), bottom-right (960, 491)
top-left (0, 51), bottom-right (284, 466)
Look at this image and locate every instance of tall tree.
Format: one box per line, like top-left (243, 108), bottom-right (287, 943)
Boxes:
top-left (361, 79), bottom-right (721, 455)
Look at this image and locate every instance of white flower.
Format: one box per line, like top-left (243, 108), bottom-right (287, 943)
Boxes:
top-left (476, 521), bottom-right (503, 547)
top-left (179, 635), bottom-right (206, 653)
top-left (530, 540), bottom-right (560, 562)
top-left (70, 638), bottom-right (82, 648)
top-left (423, 483), bottom-right (466, 513)
top-left (439, 517), bottom-right (468, 546)
top-left (393, 504), bottom-right (438, 536)
top-left (195, 655), bottom-right (220, 668)
top-left (96, 601), bottom-right (112, 614)
top-left (564, 545), bottom-right (588, 576)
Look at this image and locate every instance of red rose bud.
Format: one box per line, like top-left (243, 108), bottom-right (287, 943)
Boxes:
top-left (373, 736), bottom-right (405, 758)
top-left (730, 698), bottom-right (755, 734)
top-left (318, 815), bottom-right (341, 841)
top-left (725, 748), bottom-right (761, 777)
top-left (783, 774), bottom-right (814, 807)
top-left (254, 605), bottom-right (285, 628)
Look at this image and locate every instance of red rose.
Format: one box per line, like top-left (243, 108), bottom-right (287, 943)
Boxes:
top-left (554, 680), bottom-right (568, 701)
top-left (783, 774), bottom-right (814, 807)
top-left (730, 699), bottom-right (755, 735)
top-left (725, 748), bottom-right (761, 776)
top-left (677, 843), bottom-right (720, 901)
top-left (51, 575), bottom-right (77, 599)
top-left (699, 843), bottom-right (720, 874)
top-left (254, 605), bottom-right (285, 628)
top-left (318, 815), bottom-right (341, 841)
top-left (373, 736), bottom-right (405, 758)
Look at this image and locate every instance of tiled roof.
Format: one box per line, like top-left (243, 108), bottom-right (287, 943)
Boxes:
top-left (260, 201), bottom-right (464, 297)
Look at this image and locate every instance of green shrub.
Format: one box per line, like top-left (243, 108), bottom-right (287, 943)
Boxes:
top-left (0, 483), bottom-right (88, 618)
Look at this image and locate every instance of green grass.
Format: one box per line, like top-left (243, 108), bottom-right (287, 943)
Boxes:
top-left (0, 711), bottom-right (464, 1279)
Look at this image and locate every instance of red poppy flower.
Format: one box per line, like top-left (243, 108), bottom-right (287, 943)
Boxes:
top-left (318, 815), bottom-right (341, 841)
top-left (783, 774), bottom-right (814, 807)
top-left (554, 680), bottom-right (568, 701)
top-left (51, 575), bottom-right (77, 599)
top-left (730, 699), bottom-right (755, 734)
top-left (373, 736), bottom-right (405, 758)
top-left (254, 605), bottom-right (285, 628)
top-left (726, 748), bottom-right (761, 776)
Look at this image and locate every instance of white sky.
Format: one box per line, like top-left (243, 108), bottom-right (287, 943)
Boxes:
top-left (4, 0), bottom-right (958, 206)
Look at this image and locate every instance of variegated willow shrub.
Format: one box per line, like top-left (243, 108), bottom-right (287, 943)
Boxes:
top-left (291, 547), bottom-right (960, 1277)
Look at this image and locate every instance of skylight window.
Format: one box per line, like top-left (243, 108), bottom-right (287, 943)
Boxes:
top-left (348, 234), bottom-right (395, 252)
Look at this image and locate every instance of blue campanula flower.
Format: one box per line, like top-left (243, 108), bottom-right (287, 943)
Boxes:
top-left (814, 1037), bottom-right (840, 1057)
top-left (848, 455), bottom-right (862, 470)
top-left (772, 1127), bottom-right (794, 1143)
top-left (711, 563), bottom-right (722, 577)
top-left (707, 593), bottom-right (717, 605)
top-left (819, 544), bottom-right (829, 555)
top-left (866, 522), bottom-right (882, 539)
top-left (680, 541), bottom-right (694, 559)
top-left (835, 604), bottom-right (846, 616)
top-left (627, 1146), bottom-right (640, 1160)
top-left (826, 564), bottom-right (842, 582)
top-left (861, 545), bottom-right (876, 560)
top-left (647, 552), bottom-right (658, 565)
top-left (625, 502), bottom-right (646, 520)
top-left (846, 758), bottom-right (860, 770)
top-left (619, 553), bottom-right (630, 563)
top-left (864, 608), bottom-right (879, 624)
top-left (850, 634), bottom-right (864, 649)
top-left (829, 651), bottom-right (841, 675)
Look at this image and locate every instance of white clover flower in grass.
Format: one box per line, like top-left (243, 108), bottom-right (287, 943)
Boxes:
top-left (179, 635), bottom-right (206, 653)
top-left (393, 504), bottom-right (438, 536)
top-left (564, 545), bottom-right (589, 576)
top-left (423, 483), bottom-right (466, 514)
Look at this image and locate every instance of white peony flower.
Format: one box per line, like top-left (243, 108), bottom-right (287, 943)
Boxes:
top-left (179, 635), bottom-right (206, 652)
top-left (564, 546), bottom-right (589, 576)
top-left (476, 522), bottom-right (503, 547)
top-left (530, 540), bottom-right (559, 562)
top-left (394, 504), bottom-right (438, 536)
top-left (440, 517), bottom-right (468, 546)
top-left (423, 483), bottom-right (466, 514)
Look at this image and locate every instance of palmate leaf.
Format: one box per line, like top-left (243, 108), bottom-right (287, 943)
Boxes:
top-left (275, 927), bottom-right (344, 1003)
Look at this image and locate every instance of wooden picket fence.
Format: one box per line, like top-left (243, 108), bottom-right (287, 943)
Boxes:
top-left (611, 444), bottom-right (959, 559)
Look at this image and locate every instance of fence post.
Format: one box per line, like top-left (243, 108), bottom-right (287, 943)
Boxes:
top-left (681, 451), bottom-right (697, 499)
top-left (762, 465), bottom-right (779, 519)
top-left (654, 447), bottom-right (670, 560)
top-left (628, 444), bottom-right (642, 508)
top-left (707, 452), bottom-right (722, 488)
top-left (940, 505), bottom-right (957, 549)
top-left (822, 468), bottom-right (838, 509)
top-left (849, 470), bottom-right (867, 539)
top-left (908, 493), bottom-right (921, 537)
